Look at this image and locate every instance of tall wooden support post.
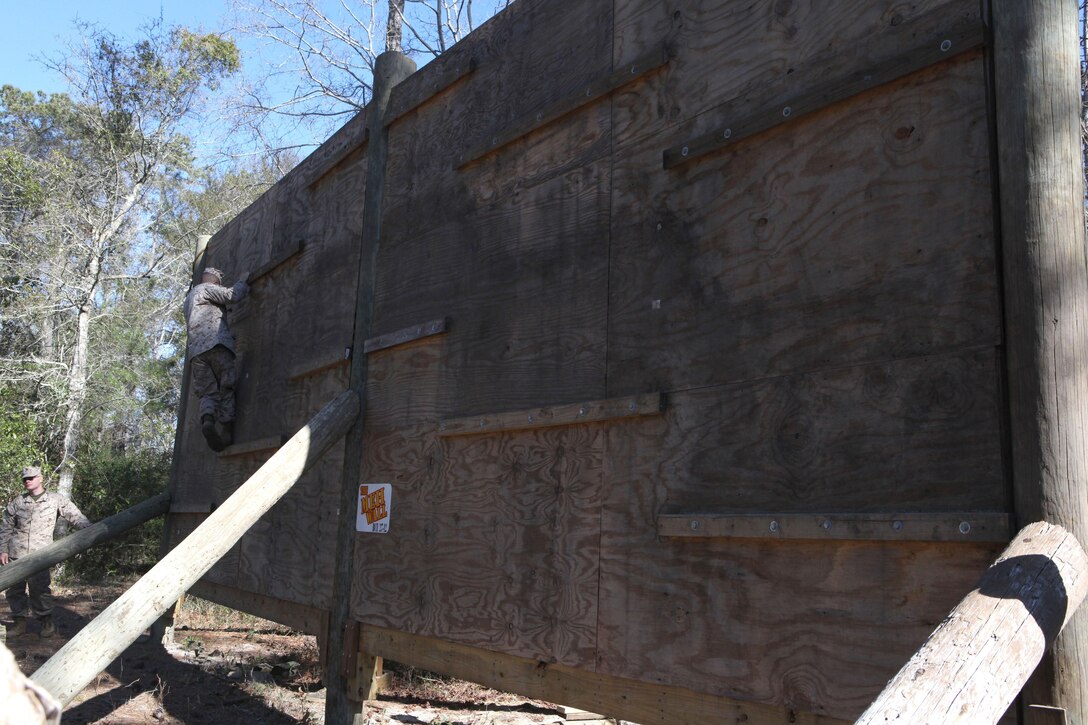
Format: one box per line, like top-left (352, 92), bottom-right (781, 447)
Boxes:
top-left (993, 2), bottom-right (1088, 720)
top-left (325, 50), bottom-right (416, 725)
top-left (151, 233), bottom-right (212, 647)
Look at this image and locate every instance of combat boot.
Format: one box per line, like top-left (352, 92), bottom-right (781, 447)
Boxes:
top-left (201, 414), bottom-right (225, 452)
top-left (40, 616), bottom-right (55, 638)
top-left (9, 617), bottom-right (26, 638)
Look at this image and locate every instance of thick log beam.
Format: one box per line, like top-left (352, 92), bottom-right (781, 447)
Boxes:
top-left (993, 1), bottom-right (1088, 719)
top-left (0, 493), bottom-right (170, 592)
top-left (30, 390), bottom-right (360, 707)
top-left (857, 522), bottom-right (1088, 724)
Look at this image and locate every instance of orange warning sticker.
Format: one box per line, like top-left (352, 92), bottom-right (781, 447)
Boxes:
top-left (357, 483), bottom-right (391, 534)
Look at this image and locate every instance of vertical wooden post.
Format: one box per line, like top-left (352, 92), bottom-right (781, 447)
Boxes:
top-left (993, 1), bottom-right (1088, 721)
top-left (325, 50), bottom-right (416, 725)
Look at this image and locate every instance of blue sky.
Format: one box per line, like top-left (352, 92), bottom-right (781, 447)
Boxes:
top-left (1, 1), bottom-right (235, 95)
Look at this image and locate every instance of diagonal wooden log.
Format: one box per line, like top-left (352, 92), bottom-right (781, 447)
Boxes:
top-left (857, 521), bottom-right (1088, 724)
top-left (30, 389), bottom-right (360, 707)
top-left (0, 493), bottom-right (170, 592)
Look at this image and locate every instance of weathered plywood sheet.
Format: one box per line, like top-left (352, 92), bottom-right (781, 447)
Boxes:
top-left (608, 54), bottom-right (996, 394)
top-left (375, 156), bottom-right (611, 419)
top-left (352, 332), bottom-right (604, 666)
top-left (611, 0), bottom-right (979, 149)
top-left (596, 349), bottom-right (1005, 719)
top-left (351, 420), bottom-right (603, 668)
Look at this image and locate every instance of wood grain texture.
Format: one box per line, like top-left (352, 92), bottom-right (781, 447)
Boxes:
top-left (662, 18), bottom-right (984, 168)
top-left (32, 391), bottom-right (359, 706)
top-left (858, 523), bottom-right (1088, 724)
top-left (351, 421), bottom-right (604, 668)
top-left (608, 53), bottom-right (996, 395)
top-left (611, 0), bottom-right (979, 150)
top-left (363, 624), bottom-right (850, 725)
top-left (376, 155), bottom-right (611, 419)
top-left (597, 350), bottom-right (1006, 720)
top-left (993, 2), bottom-right (1088, 720)
top-left (438, 393), bottom-right (664, 437)
top-left (363, 318), bottom-right (448, 354)
top-left (659, 512), bottom-right (1011, 543)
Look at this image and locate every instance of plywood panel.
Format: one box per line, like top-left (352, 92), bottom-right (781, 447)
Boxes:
top-left (351, 420), bottom-right (603, 668)
top-left (608, 54), bottom-right (996, 394)
top-left (597, 349), bottom-right (1006, 719)
top-left (375, 155), bottom-right (610, 418)
top-left (611, 0), bottom-right (979, 149)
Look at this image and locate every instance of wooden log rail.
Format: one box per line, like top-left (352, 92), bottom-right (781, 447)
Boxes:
top-left (0, 493), bottom-right (170, 592)
top-left (30, 390), bottom-right (360, 707)
top-left (857, 521), bottom-right (1088, 724)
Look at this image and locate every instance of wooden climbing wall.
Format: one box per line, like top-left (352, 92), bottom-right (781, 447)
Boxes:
top-left (169, 0), bottom-right (1016, 720)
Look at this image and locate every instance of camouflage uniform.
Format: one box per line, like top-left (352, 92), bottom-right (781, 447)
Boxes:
top-left (0, 490), bottom-right (90, 619)
top-left (183, 272), bottom-right (249, 426)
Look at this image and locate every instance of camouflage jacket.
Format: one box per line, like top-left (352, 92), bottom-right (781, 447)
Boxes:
top-left (0, 492), bottom-right (91, 559)
top-left (183, 280), bottom-right (249, 359)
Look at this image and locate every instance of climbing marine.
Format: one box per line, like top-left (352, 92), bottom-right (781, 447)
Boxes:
top-left (183, 266), bottom-right (249, 452)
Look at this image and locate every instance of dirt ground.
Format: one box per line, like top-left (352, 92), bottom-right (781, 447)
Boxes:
top-left (6, 582), bottom-right (622, 725)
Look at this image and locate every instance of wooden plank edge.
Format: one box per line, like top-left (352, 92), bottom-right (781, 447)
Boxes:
top-left (250, 240), bottom-right (306, 285)
top-left (304, 127), bottom-right (370, 188)
top-left (438, 392), bottom-right (665, 437)
top-left (361, 624), bottom-right (848, 725)
top-left (658, 512), bottom-right (1012, 543)
top-left (217, 435), bottom-right (287, 458)
top-left (287, 348), bottom-right (353, 382)
top-left (189, 579), bottom-right (327, 636)
top-left (457, 44), bottom-right (669, 169)
top-left (663, 19), bottom-right (985, 169)
top-left (386, 57), bottom-right (478, 126)
top-left (363, 317), bottom-right (448, 354)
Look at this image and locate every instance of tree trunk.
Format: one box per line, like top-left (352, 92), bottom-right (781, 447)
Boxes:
top-left (57, 298), bottom-right (91, 499)
top-left (386, 0), bottom-right (405, 53)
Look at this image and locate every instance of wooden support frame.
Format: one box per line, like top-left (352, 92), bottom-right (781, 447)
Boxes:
top-left (325, 51), bottom-right (418, 725)
top-left (857, 522), bottom-right (1088, 723)
top-left (457, 45), bottom-right (669, 168)
top-left (361, 624), bottom-right (848, 725)
top-left (363, 317), bottom-right (448, 354)
top-left (437, 392), bottom-right (665, 437)
top-left (658, 512), bottom-right (1011, 543)
top-left (993, 1), bottom-right (1088, 719)
top-left (31, 391), bottom-right (359, 706)
top-left (663, 17), bottom-right (985, 168)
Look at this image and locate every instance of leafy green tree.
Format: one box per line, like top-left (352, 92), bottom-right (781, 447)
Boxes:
top-left (0, 23), bottom-right (240, 496)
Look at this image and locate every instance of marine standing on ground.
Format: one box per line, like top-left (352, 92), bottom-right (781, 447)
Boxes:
top-left (183, 266), bottom-right (249, 452)
top-left (0, 466), bottom-right (91, 638)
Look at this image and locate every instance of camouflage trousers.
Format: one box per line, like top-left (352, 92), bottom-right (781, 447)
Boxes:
top-left (5, 566), bottom-right (53, 618)
top-left (192, 345), bottom-right (237, 423)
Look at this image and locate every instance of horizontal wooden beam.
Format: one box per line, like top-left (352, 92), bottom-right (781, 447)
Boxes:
top-left (250, 240), bottom-right (305, 285)
top-left (363, 317), bottom-right (448, 354)
top-left (458, 45), bottom-right (669, 168)
top-left (0, 493), bottom-right (171, 592)
top-left (438, 392), bottom-right (665, 437)
top-left (386, 57), bottom-right (478, 126)
top-left (218, 435), bottom-right (287, 458)
top-left (662, 18), bottom-right (985, 169)
top-left (304, 126), bottom-right (370, 188)
top-left (361, 624), bottom-right (847, 725)
top-left (658, 512), bottom-right (1011, 543)
top-left (287, 349), bottom-right (353, 382)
